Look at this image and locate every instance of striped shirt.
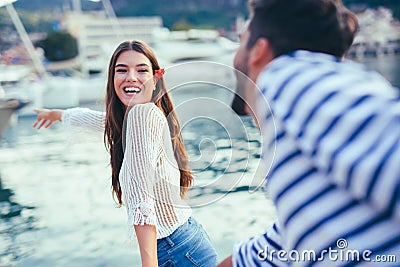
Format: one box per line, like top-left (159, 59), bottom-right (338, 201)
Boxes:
top-left (233, 50), bottom-right (400, 266)
top-left (62, 103), bottom-right (191, 239)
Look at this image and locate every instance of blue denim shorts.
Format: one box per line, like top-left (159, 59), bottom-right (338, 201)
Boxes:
top-left (157, 217), bottom-right (218, 267)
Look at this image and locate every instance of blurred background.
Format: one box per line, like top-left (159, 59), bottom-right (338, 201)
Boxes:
top-left (0, 0), bottom-right (399, 266)
top-left (1, 0), bottom-right (400, 118)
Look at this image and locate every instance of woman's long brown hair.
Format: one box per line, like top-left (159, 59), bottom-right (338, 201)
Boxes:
top-left (104, 40), bottom-right (193, 205)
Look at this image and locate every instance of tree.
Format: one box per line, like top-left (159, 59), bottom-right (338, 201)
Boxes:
top-left (172, 19), bottom-right (195, 31)
top-left (36, 31), bottom-right (78, 61)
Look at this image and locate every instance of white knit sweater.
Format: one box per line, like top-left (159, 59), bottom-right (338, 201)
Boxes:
top-left (62, 103), bottom-right (192, 239)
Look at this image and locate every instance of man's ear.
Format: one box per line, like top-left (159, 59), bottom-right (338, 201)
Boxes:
top-left (248, 38), bottom-right (273, 68)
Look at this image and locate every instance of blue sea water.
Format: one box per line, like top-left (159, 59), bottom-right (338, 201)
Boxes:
top-left (1, 54), bottom-right (399, 267)
top-left (354, 55), bottom-right (400, 89)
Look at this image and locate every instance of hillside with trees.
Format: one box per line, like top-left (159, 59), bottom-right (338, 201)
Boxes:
top-left (7, 0), bottom-right (399, 32)
top-left (1, 0), bottom-right (398, 62)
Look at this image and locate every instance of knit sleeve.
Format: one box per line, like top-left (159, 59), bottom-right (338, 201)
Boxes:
top-left (61, 107), bottom-right (105, 132)
top-left (120, 104), bottom-right (165, 228)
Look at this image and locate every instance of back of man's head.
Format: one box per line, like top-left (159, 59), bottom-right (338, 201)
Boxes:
top-left (247, 0), bottom-right (358, 58)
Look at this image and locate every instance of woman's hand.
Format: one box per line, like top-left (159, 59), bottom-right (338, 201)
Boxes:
top-left (32, 108), bottom-right (64, 130)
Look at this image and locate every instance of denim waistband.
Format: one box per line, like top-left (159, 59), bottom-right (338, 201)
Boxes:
top-left (157, 217), bottom-right (194, 249)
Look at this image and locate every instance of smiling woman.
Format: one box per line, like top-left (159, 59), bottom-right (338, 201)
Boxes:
top-left (106, 40), bottom-right (218, 266)
top-left (32, 40), bottom-right (218, 267)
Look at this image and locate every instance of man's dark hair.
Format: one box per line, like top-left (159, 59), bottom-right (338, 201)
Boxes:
top-left (247, 0), bottom-right (358, 57)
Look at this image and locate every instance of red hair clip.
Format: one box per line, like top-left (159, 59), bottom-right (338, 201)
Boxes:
top-left (155, 68), bottom-right (165, 78)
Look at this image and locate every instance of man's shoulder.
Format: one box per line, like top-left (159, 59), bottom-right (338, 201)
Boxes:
top-left (257, 50), bottom-right (390, 96)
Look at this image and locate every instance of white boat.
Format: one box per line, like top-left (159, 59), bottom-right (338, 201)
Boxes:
top-left (152, 29), bottom-right (239, 62)
top-left (46, 70), bottom-right (106, 105)
top-left (1, 1), bottom-right (81, 116)
top-left (0, 64), bottom-right (81, 117)
top-left (44, 65), bottom-right (107, 105)
top-left (0, 85), bottom-right (29, 138)
top-left (347, 7), bottom-right (400, 58)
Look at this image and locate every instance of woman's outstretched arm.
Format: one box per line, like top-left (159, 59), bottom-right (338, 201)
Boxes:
top-left (32, 107), bottom-right (105, 132)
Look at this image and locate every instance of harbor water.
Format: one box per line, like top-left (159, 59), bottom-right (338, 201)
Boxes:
top-left (1, 54), bottom-right (400, 267)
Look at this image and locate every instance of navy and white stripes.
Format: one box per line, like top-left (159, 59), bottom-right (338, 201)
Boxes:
top-left (234, 50), bottom-right (400, 266)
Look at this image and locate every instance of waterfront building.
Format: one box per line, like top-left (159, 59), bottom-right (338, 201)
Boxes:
top-left (348, 7), bottom-right (400, 58)
top-left (62, 11), bottom-right (163, 74)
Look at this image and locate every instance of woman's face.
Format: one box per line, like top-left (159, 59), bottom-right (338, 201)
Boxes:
top-left (113, 50), bottom-right (156, 107)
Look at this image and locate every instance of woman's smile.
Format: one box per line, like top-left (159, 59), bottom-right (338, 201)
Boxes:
top-left (114, 50), bottom-right (155, 107)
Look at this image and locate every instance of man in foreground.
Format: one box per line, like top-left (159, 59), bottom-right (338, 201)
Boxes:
top-left (219, 0), bottom-right (400, 266)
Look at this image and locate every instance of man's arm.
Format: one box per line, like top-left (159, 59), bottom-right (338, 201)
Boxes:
top-left (217, 256), bottom-right (233, 267)
top-left (218, 221), bottom-right (287, 267)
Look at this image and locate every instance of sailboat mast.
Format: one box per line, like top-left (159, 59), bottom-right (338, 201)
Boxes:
top-left (5, 3), bottom-right (47, 78)
top-left (72, 0), bottom-right (81, 14)
top-left (101, 0), bottom-right (125, 39)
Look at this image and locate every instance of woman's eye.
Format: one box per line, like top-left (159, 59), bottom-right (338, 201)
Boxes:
top-left (116, 69), bottom-right (127, 73)
top-left (138, 69), bottom-right (148, 73)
